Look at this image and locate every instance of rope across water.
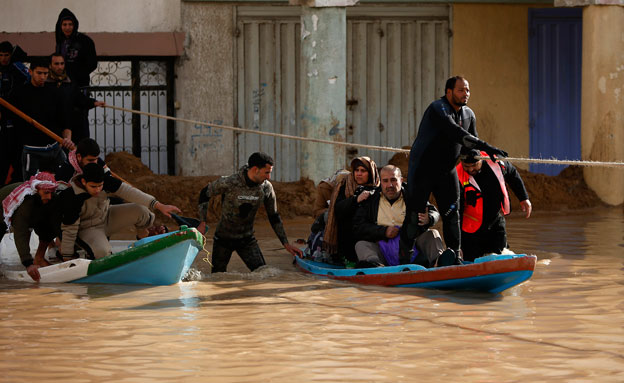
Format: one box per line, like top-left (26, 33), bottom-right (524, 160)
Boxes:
top-left (103, 105), bottom-right (624, 169)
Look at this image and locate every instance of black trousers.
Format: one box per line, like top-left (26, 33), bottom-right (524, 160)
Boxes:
top-left (211, 235), bottom-right (266, 273)
top-left (461, 216), bottom-right (507, 262)
top-left (401, 168), bottom-right (461, 256)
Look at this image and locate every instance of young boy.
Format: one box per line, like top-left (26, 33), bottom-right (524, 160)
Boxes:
top-left (60, 163), bottom-right (180, 260)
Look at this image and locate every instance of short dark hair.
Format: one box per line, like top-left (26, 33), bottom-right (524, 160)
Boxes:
top-left (445, 76), bottom-right (467, 92)
top-left (76, 138), bottom-right (100, 157)
top-left (81, 163), bottom-right (105, 183)
top-left (50, 52), bottom-right (64, 60)
top-left (29, 57), bottom-right (50, 71)
top-left (248, 152), bottom-right (274, 169)
top-left (459, 147), bottom-right (482, 164)
top-left (0, 41), bottom-right (13, 54)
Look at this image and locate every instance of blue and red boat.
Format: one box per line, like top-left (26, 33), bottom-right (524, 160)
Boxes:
top-left (294, 253), bottom-right (537, 294)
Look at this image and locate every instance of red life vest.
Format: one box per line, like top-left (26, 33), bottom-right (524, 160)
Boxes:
top-left (456, 151), bottom-right (510, 233)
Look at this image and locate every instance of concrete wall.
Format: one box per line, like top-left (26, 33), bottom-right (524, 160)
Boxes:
top-left (175, 3), bottom-right (236, 176)
top-left (0, 0), bottom-right (181, 32)
top-left (452, 4), bottom-right (545, 169)
top-left (581, 5), bottom-right (624, 205)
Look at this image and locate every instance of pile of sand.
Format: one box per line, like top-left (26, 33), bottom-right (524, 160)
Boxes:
top-left (105, 151), bottom-right (607, 227)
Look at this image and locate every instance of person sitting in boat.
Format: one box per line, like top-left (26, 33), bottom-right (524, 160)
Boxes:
top-left (0, 171), bottom-right (61, 281)
top-left (196, 152), bottom-right (303, 273)
top-left (352, 165), bottom-right (454, 268)
top-left (59, 163), bottom-right (181, 260)
top-left (313, 157), bottom-right (380, 265)
top-left (457, 148), bottom-right (532, 261)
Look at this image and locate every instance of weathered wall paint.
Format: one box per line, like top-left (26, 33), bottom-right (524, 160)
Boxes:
top-left (300, 7), bottom-right (347, 183)
top-left (175, 3), bottom-right (235, 176)
top-left (452, 4), bottom-right (544, 170)
top-left (0, 0), bottom-right (181, 32)
top-left (581, 5), bottom-right (624, 205)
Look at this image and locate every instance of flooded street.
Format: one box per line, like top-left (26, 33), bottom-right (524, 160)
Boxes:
top-left (1, 208), bottom-right (623, 382)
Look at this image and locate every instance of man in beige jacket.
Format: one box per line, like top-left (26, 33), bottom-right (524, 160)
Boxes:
top-left (59, 163), bottom-right (180, 260)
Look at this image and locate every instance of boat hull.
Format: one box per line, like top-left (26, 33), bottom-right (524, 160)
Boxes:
top-left (295, 254), bottom-right (537, 293)
top-left (3, 228), bottom-right (204, 285)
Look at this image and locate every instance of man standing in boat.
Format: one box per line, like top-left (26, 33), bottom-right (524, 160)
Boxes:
top-left (197, 152), bottom-right (303, 273)
top-left (399, 76), bottom-right (508, 265)
top-left (457, 148), bottom-right (532, 261)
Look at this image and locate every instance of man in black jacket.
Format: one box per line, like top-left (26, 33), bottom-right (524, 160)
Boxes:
top-left (55, 8), bottom-right (97, 89)
top-left (353, 165), bottom-right (448, 268)
top-left (5, 57), bottom-right (73, 180)
top-left (0, 41), bottom-right (29, 185)
top-left (457, 148), bottom-right (532, 261)
top-left (55, 8), bottom-right (98, 141)
top-left (47, 53), bottom-right (104, 143)
top-left (400, 76), bottom-right (508, 264)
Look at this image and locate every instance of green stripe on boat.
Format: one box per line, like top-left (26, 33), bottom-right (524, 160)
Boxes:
top-left (86, 229), bottom-right (204, 276)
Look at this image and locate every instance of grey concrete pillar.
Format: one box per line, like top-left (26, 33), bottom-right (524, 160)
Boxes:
top-left (300, 6), bottom-right (347, 183)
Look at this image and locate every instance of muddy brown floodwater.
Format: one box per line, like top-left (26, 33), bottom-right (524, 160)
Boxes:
top-left (0, 152), bottom-right (622, 382)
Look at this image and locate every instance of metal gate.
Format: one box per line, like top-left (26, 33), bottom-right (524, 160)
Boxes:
top-left (529, 8), bottom-right (582, 176)
top-left (235, 6), bottom-right (450, 181)
top-left (87, 58), bottom-right (175, 175)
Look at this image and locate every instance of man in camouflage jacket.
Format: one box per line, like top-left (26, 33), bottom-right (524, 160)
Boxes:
top-left (198, 152), bottom-right (302, 272)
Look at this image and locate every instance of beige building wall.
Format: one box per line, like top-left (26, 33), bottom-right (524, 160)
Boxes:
top-left (175, 3), bottom-right (236, 176)
top-left (451, 4), bottom-right (545, 169)
top-left (0, 0), bottom-right (181, 32)
top-left (581, 5), bottom-right (624, 205)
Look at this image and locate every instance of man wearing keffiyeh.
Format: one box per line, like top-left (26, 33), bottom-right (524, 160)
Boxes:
top-left (0, 172), bottom-right (61, 281)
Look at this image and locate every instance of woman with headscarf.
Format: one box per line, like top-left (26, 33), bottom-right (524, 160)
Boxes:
top-left (323, 157), bottom-right (380, 264)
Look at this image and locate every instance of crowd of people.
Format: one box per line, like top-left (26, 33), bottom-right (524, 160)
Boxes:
top-left (0, 9), bottom-right (183, 281)
top-left (0, 8), bottom-right (532, 279)
top-left (1, 8), bottom-right (99, 185)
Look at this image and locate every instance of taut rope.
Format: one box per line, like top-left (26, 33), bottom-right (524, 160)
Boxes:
top-left (102, 105), bottom-right (624, 169)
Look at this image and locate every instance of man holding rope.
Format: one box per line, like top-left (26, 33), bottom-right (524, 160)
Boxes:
top-left (3, 57), bottom-right (74, 181)
top-left (399, 76), bottom-right (508, 265)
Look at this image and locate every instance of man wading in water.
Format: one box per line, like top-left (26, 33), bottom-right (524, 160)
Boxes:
top-left (197, 152), bottom-right (303, 273)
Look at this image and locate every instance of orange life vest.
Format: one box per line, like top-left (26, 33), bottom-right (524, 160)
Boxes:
top-left (456, 151), bottom-right (510, 233)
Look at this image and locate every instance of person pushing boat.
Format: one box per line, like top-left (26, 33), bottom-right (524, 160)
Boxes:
top-left (197, 152), bottom-right (303, 273)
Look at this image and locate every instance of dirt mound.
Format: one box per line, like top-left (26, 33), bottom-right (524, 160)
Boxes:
top-left (105, 151), bottom-right (154, 179)
top-left (104, 152), bottom-right (317, 227)
top-left (104, 152), bottom-right (607, 228)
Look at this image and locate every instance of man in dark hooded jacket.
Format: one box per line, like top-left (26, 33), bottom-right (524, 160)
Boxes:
top-left (55, 8), bottom-right (97, 89)
top-left (55, 8), bottom-right (98, 141)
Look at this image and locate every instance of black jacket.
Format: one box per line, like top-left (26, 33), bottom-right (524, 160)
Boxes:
top-left (7, 83), bottom-right (70, 146)
top-left (353, 183), bottom-right (440, 242)
top-left (55, 8), bottom-right (97, 88)
top-left (408, 96), bottom-right (478, 175)
top-left (332, 184), bottom-right (375, 261)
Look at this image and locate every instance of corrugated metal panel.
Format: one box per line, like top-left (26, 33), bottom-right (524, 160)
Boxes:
top-left (346, 18), bottom-right (450, 166)
top-left (236, 18), bottom-right (302, 181)
top-left (529, 8), bottom-right (582, 176)
top-left (236, 6), bottom-right (450, 181)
